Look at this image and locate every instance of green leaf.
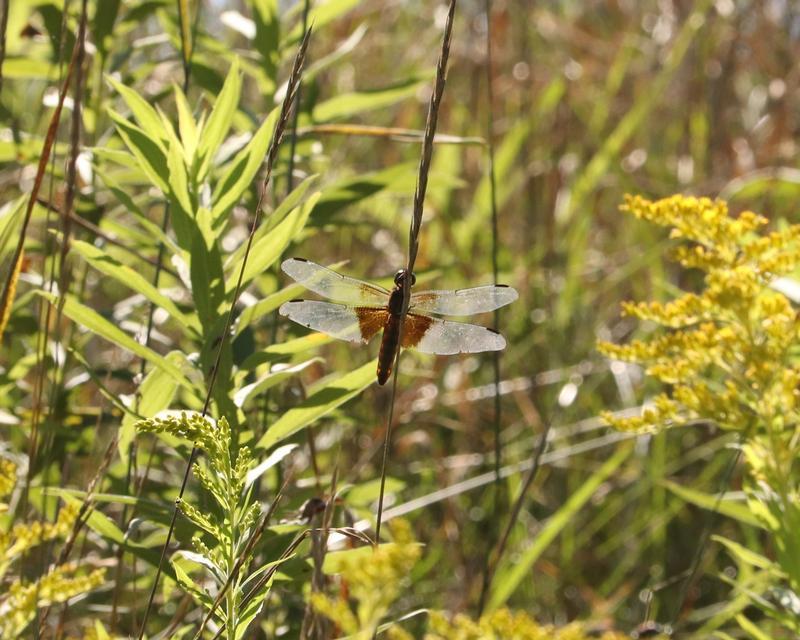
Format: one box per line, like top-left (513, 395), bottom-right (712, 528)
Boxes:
top-left (0, 196), bottom-right (25, 260)
top-left (225, 192), bottom-right (320, 293)
top-left (0, 58), bottom-right (58, 80)
top-left (59, 493), bottom-right (124, 543)
top-left (735, 613), bottom-right (773, 640)
top-left (119, 351), bottom-right (183, 459)
top-left (252, 0), bottom-right (279, 88)
top-left (107, 76), bottom-right (169, 147)
top-left (298, 24), bottom-right (367, 87)
top-left (190, 214), bottom-right (226, 330)
top-left (172, 558), bottom-right (216, 609)
top-left (58, 493), bottom-right (174, 579)
top-left (662, 480), bottom-right (765, 529)
top-left (282, 0), bottom-right (361, 47)
top-left (95, 170), bottom-right (182, 256)
top-left (93, 0), bottom-right (121, 57)
top-left (310, 162), bottom-right (431, 225)
top-left (226, 175), bottom-right (319, 271)
top-left (234, 282), bottom-right (306, 337)
top-left (167, 136), bottom-right (194, 217)
top-left (36, 292), bottom-right (194, 392)
top-left (70, 240), bottom-right (200, 335)
top-left (108, 108), bottom-right (170, 193)
top-left (236, 575), bottom-right (274, 639)
top-left (245, 443), bottom-right (298, 488)
top-left (269, 174), bottom-right (320, 223)
top-left (173, 84), bottom-right (199, 163)
top-left (712, 535), bottom-right (776, 572)
top-left (344, 477), bottom-right (405, 507)
top-left (211, 107), bottom-right (280, 224)
top-left (45, 488), bottom-right (146, 508)
top-left (197, 57), bottom-right (241, 180)
top-left (720, 168), bottom-right (800, 203)
top-left (234, 358), bottom-right (322, 408)
top-left (242, 334), bottom-right (334, 368)
top-left (312, 73), bottom-right (431, 122)
top-left (255, 359), bottom-right (376, 451)
top-left (487, 443), bottom-right (632, 611)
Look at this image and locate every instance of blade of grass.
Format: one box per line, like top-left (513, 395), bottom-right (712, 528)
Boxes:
top-left (255, 359), bottom-right (377, 451)
top-left (35, 292), bottom-right (193, 390)
top-left (486, 442), bottom-right (632, 611)
top-left (0, 7), bottom-right (81, 341)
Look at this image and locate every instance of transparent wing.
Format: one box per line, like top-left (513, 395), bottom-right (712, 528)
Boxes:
top-left (409, 285), bottom-right (518, 315)
top-left (279, 300), bottom-right (387, 343)
top-left (402, 313), bottom-right (506, 354)
top-left (282, 258), bottom-right (389, 305)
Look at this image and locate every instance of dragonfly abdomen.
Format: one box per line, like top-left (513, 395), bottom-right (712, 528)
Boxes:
top-left (377, 315), bottom-right (401, 385)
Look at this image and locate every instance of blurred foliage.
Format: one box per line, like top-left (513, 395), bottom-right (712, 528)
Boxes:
top-left (0, 458), bottom-right (105, 637)
top-left (2, 0), bottom-right (800, 637)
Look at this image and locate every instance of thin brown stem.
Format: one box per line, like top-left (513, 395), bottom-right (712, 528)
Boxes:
top-left (668, 444), bottom-right (741, 627)
top-left (0, 0), bottom-right (8, 96)
top-left (374, 0), bottom-right (457, 544)
top-left (477, 419), bottom-right (552, 614)
top-left (484, 0), bottom-right (502, 494)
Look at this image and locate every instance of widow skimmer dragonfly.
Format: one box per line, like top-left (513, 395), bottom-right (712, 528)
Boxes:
top-left (278, 258), bottom-right (518, 385)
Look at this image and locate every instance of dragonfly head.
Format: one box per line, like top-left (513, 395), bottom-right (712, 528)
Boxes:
top-left (394, 269), bottom-right (416, 287)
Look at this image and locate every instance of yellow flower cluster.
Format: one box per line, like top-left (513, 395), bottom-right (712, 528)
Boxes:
top-left (0, 461), bottom-right (104, 636)
top-left (0, 502), bottom-right (79, 578)
top-left (425, 609), bottom-right (628, 640)
top-left (0, 563), bottom-right (105, 637)
top-left (310, 519), bottom-right (422, 639)
top-left (0, 457), bottom-right (16, 514)
top-left (622, 195), bottom-right (767, 255)
top-left (599, 195), bottom-right (800, 436)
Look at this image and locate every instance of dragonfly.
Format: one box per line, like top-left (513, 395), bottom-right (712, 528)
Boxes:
top-left (278, 258), bottom-right (518, 385)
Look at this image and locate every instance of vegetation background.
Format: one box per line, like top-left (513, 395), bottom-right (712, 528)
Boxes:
top-left (1, 0), bottom-right (799, 637)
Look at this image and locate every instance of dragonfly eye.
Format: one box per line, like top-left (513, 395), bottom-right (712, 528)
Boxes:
top-left (394, 269), bottom-right (417, 286)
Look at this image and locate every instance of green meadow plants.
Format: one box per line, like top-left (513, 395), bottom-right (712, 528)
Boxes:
top-left (5, 0), bottom-right (800, 638)
top-left (310, 517), bottom-right (631, 640)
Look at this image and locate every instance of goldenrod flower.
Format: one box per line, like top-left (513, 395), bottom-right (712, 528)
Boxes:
top-left (599, 194), bottom-right (800, 439)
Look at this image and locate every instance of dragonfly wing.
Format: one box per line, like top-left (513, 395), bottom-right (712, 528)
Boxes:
top-left (282, 258), bottom-right (389, 305)
top-left (401, 313), bottom-right (506, 354)
top-left (410, 285), bottom-right (518, 315)
top-left (280, 300), bottom-right (388, 343)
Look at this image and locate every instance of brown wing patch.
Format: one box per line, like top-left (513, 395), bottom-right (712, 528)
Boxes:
top-left (409, 291), bottom-right (439, 306)
top-left (355, 307), bottom-right (389, 342)
top-left (401, 312), bottom-right (434, 347)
